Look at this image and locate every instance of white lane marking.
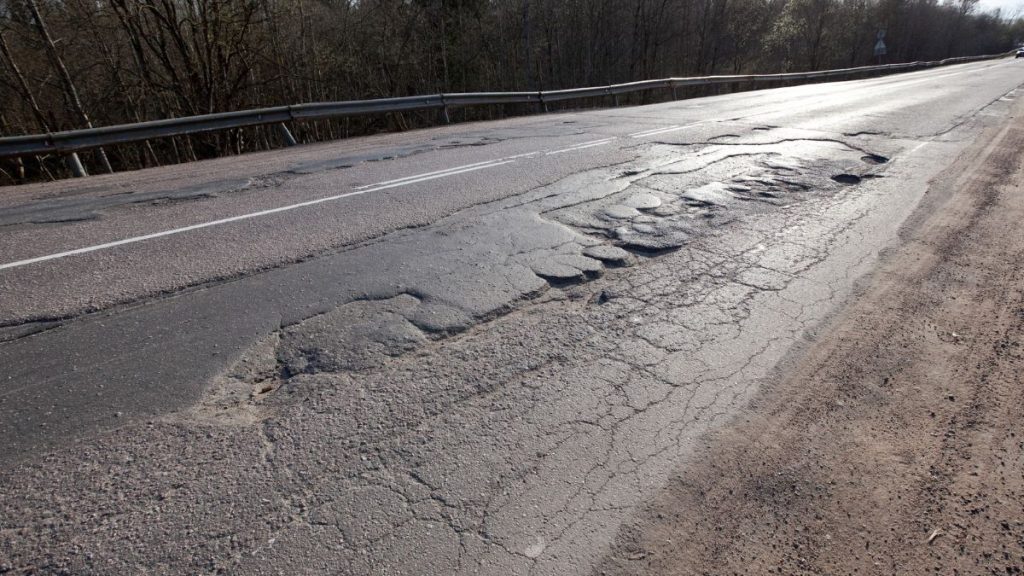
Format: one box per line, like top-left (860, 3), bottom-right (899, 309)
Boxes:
top-left (351, 147), bottom-right (546, 190)
top-left (354, 158), bottom-right (508, 189)
top-left (629, 125), bottom-right (681, 138)
top-left (502, 151), bottom-right (545, 160)
top-left (547, 140), bottom-right (614, 154)
top-left (545, 138), bottom-right (616, 155)
top-left (1, 138), bottom-right (630, 271)
top-left (21, 58), bottom-right (992, 275)
top-left (1, 58), bottom-right (999, 275)
top-left (0, 160), bottom-right (514, 271)
top-left (886, 141), bottom-right (931, 170)
top-left (875, 60), bottom-right (1016, 90)
top-left (0, 83), bottom-right (955, 274)
top-left (630, 121), bottom-right (709, 138)
top-left (3, 133), bottom-right (636, 270)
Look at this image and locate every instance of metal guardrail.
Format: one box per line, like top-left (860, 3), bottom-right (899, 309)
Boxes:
top-left (0, 52), bottom-right (1008, 176)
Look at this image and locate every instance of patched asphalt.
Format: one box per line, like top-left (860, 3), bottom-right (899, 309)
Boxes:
top-left (2, 59), bottom-right (1024, 574)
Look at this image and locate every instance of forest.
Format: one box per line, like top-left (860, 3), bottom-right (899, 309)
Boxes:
top-left (1, 0), bottom-right (1021, 183)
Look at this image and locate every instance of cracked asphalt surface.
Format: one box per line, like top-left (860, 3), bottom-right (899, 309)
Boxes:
top-left (2, 59), bottom-right (1024, 574)
top-left (596, 87), bottom-right (1024, 576)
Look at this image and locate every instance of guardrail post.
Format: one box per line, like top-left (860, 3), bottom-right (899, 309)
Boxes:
top-left (439, 94), bottom-right (452, 124)
top-left (275, 123), bottom-right (298, 147)
top-left (539, 93), bottom-right (548, 113)
top-left (671, 85), bottom-right (679, 100)
top-left (65, 152), bottom-right (87, 178)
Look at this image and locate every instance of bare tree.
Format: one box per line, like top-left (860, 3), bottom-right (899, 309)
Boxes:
top-left (23, 0), bottom-right (113, 173)
top-left (1, 0), bottom-right (1019, 184)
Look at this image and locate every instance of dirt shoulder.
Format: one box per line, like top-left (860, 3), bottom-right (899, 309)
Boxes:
top-left (595, 104), bottom-right (1024, 574)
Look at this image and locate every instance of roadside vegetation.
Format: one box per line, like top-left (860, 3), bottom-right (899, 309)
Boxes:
top-left (1, 0), bottom-right (1021, 183)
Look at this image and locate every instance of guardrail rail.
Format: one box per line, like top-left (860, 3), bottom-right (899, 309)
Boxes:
top-left (0, 53), bottom-right (1008, 177)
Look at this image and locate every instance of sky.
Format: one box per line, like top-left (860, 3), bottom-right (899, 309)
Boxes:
top-left (978, 0), bottom-right (1024, 16)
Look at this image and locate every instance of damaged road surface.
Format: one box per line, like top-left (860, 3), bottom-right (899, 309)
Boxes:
top-left (2, 59), bottom-right (1024, 574)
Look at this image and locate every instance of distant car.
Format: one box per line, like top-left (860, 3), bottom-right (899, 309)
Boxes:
top-left (1016, 48), bottom-right (1024, 58)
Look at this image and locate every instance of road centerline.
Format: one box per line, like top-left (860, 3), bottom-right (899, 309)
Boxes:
top-left (0, 159), bottom-right (520, 272)
top-left (353, 158), bottom-right (509, 190)
top-left (545, 138), bottom-right (617, 155)
top-left (0, 113), bottom-right (784, 272)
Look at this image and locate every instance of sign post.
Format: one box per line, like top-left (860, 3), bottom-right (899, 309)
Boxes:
top-left (874, 30), bottom-right (887, 64)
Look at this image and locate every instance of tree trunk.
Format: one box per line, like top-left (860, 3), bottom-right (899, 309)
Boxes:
top-left (24, 0), bottom-right (114, 174)
top-left (0, 31), bottom-right (50, 132)
top-left (0, 31), bottom-right (51, 180)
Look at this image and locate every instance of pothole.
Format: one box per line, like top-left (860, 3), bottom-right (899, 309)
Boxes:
top-left (618, 243), bottom-right (684, 257)
top-left (534, 270), bottom-right (596, 287)
top-left (590, 289), bottom-right (617, 305)
top-left (549, 139), bottom-right (876, 273)
top-left (831, 174), bottom-right (862, 185)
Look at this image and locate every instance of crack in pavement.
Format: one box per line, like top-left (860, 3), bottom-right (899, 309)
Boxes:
top-left (0, 99), bottom-right (1008, 575)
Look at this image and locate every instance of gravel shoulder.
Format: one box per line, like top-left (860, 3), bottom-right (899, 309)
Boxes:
top-left (595, 91), bottom-right (1024, 575)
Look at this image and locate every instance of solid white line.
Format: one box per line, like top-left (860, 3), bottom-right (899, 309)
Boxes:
top-left (547, 141), bottom-right (613, 155)
top-left (5, 57), bottom-right (991, 273)
top-left (628, 125), bottom-right (680, 138)
top-left (2, 142), bottom-right (590, 271)
top-left (545, 138), bottom-right (616, 155)
top-left (24, 57), bottom-right (982, 274)
top-left (354, 158), bottom-right (506, 189)
top-left (355, 150), bottom-right (549, 191)
top-left (631, 122), bottom-right (707, 138)
top-left (877, 60), bottom-right (1013, 90)
top-left (547, 137), bottom-right (616, 153)
top-left (888, 141), bottom-right (931, 169)
top-left (501, 151), bottom-right (545, 161)
top-left (0, 160), bottom-right (514, 271)
top-left (0, 115), bottom-right (748, 271)
top-left (365, 160), bottom-right (515, 191)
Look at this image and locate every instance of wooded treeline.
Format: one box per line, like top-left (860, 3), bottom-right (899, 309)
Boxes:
top-left (1, 0), bottom-right (1021, 183)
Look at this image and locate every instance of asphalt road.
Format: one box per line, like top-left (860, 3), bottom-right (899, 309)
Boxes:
top-left (2, 59), bottom-right (1024, 574)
